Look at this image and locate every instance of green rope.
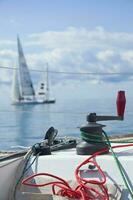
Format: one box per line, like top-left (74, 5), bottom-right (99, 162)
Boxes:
top-left (102, 130), bottom-right (133, 199)
top-left (81, 131), bottom-right (133, 144)
top-left (81, 131), bottom-right (133, 198)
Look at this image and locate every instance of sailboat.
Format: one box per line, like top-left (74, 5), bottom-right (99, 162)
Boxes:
top-left (37, 66), bottom-right (56, 104)
top-left (11, 37), bottom-right (55, 105)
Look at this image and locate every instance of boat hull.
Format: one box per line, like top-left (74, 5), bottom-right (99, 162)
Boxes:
top-left (42, 99), bottom-right (56, 104)
top-left (12, 99), bottom-right (56, 105)
top-left (0, 158), bottom-right (22, 200)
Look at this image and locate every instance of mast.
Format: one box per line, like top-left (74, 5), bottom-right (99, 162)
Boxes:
top-left (46, 63), bottom-right (49, 101)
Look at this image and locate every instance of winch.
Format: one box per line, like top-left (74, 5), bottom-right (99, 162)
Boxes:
top-left (76, 91), bottom-right (126, 155)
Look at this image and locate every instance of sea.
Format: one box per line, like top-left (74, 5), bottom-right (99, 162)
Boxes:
top-left (0, 93), bottom-right (133, 150)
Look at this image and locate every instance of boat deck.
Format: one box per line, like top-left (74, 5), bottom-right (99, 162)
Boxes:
top-left (0, 135), bottom-right (133, 200)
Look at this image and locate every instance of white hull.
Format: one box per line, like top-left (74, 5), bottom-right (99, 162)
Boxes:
top-left (0, 143), bottom-right (132, 200)
top-left (0, 158), bottom-right (22, 200)
top-left (12, 98), bottom-right (56, 105)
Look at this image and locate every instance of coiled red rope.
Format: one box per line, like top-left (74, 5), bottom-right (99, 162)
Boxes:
top-left (22, 143), bottom-right (133, 200)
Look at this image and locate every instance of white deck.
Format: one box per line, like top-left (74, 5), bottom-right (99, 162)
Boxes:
top-left (30, 145), bottom-right (133, 199)
top-left (32, 145), bottom-right (133, 183)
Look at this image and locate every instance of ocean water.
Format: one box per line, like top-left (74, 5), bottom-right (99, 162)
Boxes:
top-left (0, 96), bottom-right (133, 150)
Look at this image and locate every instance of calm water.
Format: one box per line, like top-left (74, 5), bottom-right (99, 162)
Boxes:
top-left (0, 97), bottom-right (133, 150)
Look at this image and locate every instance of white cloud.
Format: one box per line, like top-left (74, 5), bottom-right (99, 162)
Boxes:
top-left (27, 26), bottom-right (133, 50)
top-left (97, 50), bottom-right (115, 62)
top-left (1, 26), bottom-right (133, 85)
top-left (121, 51), bottom-right (133, 65)
top-left (0, 49), bottom-right (16, 57)
top-left (0, 39), bottom-right (15, 47)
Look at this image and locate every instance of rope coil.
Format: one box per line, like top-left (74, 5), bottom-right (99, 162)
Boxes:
top-left (22, 140), bottom-right (133, 199)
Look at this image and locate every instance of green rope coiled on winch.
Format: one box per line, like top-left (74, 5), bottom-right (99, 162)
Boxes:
top-left (81, 131), bottom-right (133, 143)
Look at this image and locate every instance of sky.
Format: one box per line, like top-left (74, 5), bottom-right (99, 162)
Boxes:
top-left (0, 0), bottom-right (133, 99)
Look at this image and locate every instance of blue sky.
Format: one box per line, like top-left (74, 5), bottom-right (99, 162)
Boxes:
top-left (0, 0), bottom-right (133, 37)
top-left (0, 0), bottom-right (133, 99)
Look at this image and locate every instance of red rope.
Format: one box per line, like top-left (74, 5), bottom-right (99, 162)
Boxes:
top-left (22, 143), bottom-right (133, 200)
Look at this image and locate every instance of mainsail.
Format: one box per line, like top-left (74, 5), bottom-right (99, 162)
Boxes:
top-left (17, 36), bottom-right (35, 97)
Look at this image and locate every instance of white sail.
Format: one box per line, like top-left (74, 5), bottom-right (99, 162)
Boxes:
top-left (17, 36), bottom-right (35, 97)
top-left (11, 69), bottom-right (21, 102)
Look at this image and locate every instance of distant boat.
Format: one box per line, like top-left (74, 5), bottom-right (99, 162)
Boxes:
top-left (11, 36), bottom-right (55, 105)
